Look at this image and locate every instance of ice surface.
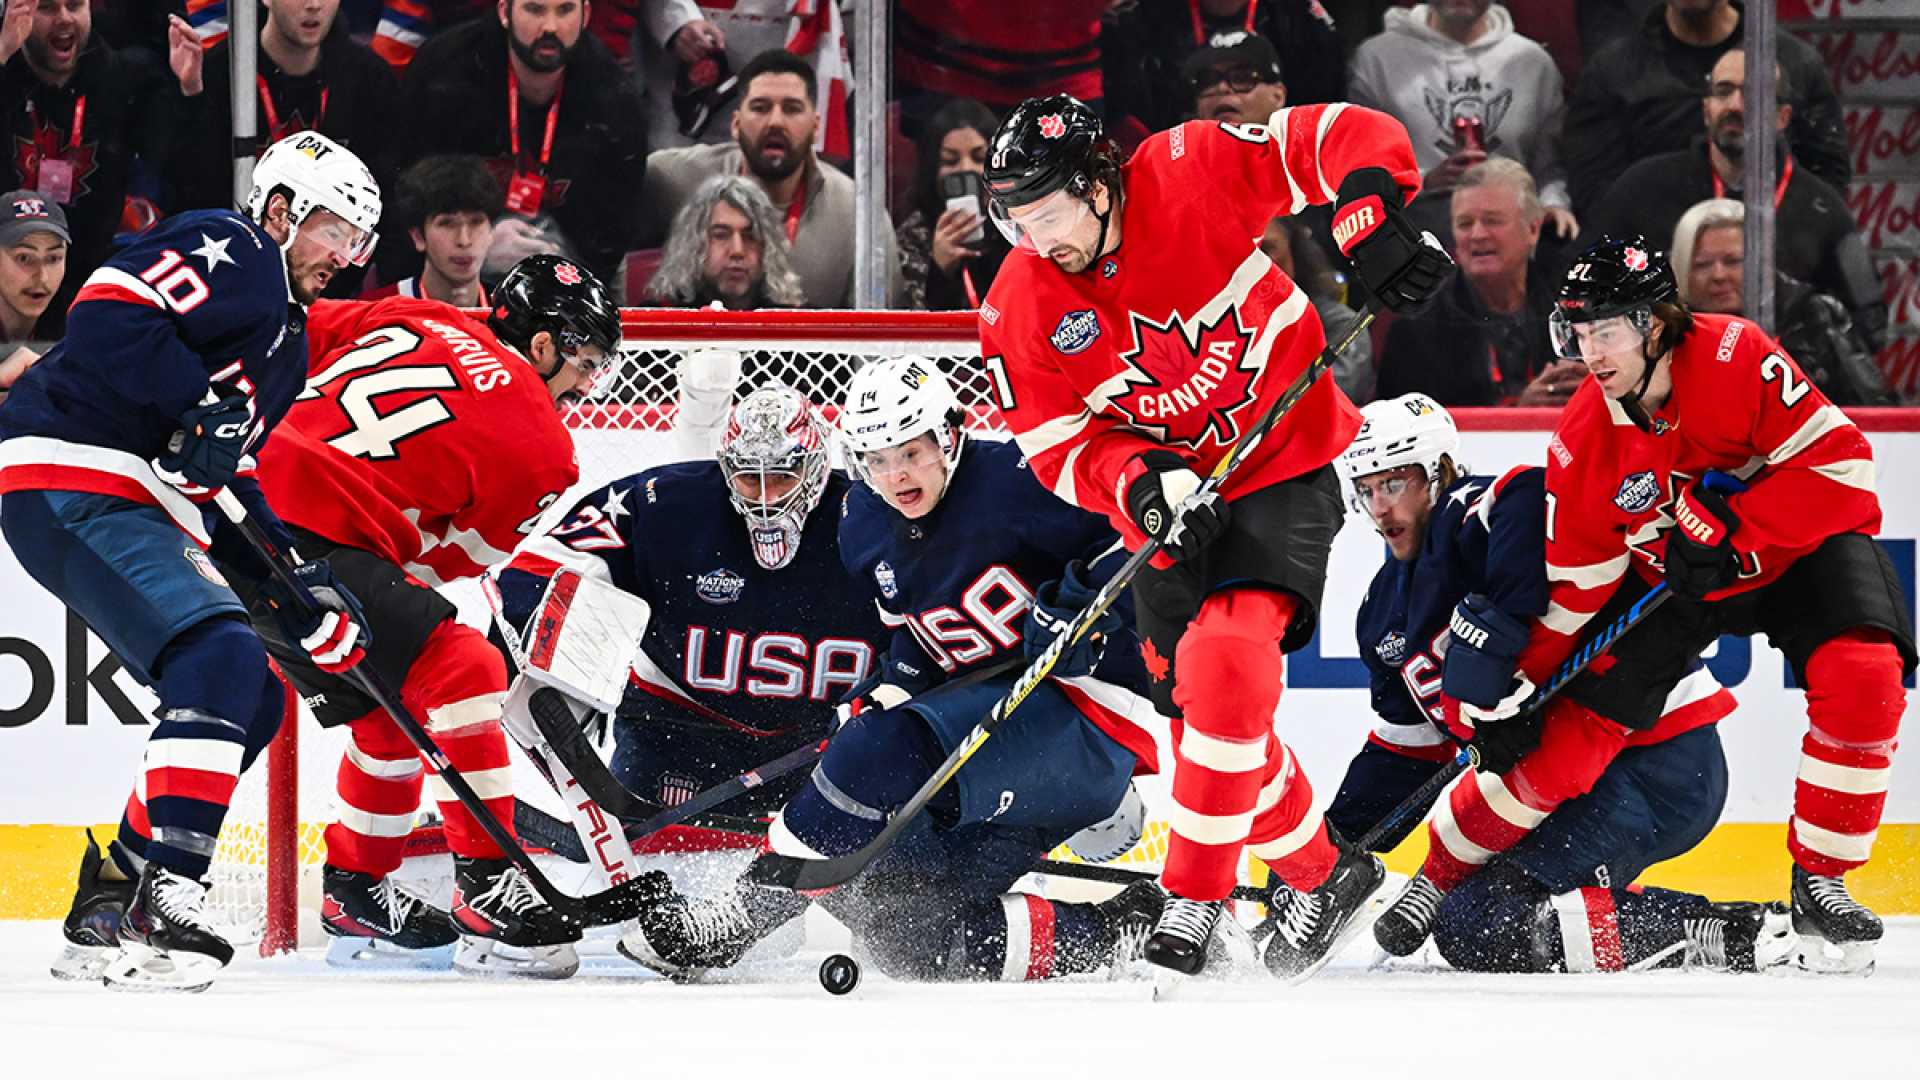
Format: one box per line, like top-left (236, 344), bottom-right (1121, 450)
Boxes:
top-left (4, 914), bottom-right (1915, 1080)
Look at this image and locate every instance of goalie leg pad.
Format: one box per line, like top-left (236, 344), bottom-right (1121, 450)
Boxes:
top-left (1791, 629), bottom-right (1905, 875)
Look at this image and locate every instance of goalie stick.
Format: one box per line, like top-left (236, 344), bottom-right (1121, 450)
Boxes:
top-left (750, 308), bottom-right (1379, 893)
top-left (206, 488), bottom-right (657, 929)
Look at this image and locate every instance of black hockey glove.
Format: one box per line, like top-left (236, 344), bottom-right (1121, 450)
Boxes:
top-left (262, 560), bottom-right (371, 674)
top-left (1330, 167), bottom-right (1452, 313)
top-left (1024, 559), bottom-right (1119, 678)
top-left (1663, 476), bottom-right (1742, 600)
top-left (155, 391), bottom-right (253, 490)
top-left (1441, 594), bottom-right (1530, 708)
top-left (1123, 450), bottom-right (1230, 563)
top-left (1463, 680), bottom-right (1545, 776)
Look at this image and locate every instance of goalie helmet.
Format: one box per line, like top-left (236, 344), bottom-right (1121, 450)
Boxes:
top-left (719, 386), bottom-right (831, 571)
top-left (838, 355), bottom-right (967, 495)
top-left (246, 131), bottom-right (382, 265)
top-left (1335, 393), bottom-right (1459, 514)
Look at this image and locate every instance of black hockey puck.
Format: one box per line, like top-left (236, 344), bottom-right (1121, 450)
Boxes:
top-left (819, 953), bottom-right (861, 995)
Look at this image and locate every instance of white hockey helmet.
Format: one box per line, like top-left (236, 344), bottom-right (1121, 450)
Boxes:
top-left (718, 385), bottom-right (832, 571)
top-left (246, 131), bottom-right (382, 265)
top-left (1335, 393), bottom-right (1460, 513)
top-left (838, 355), bottom-right (967, 492)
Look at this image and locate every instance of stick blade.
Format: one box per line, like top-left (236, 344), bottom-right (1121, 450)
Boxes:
top-left (746, 848), bottom-right (871, 892)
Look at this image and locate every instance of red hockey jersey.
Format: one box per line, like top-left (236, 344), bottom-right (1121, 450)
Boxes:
top-left (981, 106), bottom-right (1419, 551)
top-left (254, 297), bottom-right (579, 587)
top-left (1521, 313), bottom-right (1881, 683)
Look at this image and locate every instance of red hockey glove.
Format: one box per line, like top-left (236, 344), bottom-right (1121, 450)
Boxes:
top-left (1331, 167), bottom-right (1452, 313)
top-left (263, 560), bottom-right (371, 673)
top-left (1664, 475), bottom-right (1743, 599)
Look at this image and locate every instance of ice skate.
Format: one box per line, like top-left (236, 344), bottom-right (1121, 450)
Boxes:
top-left (322, 865), bottom-right (459, 968)
top-left (617, 869), bottom-right (808, 980)
top-left (1372, 872), bottom-right (1443, 957)
top-left (103, 863), bottom-right (234, 993)
top-left (1791, 865), bottom-right (1881, 975)
top-left (1683, 901), bottom-right (1797, 973)
top-left (51, 831), bottom-right (133, 981)
top-left (450, 856), bottom-right (581, 979)
top-left (1114, 882), bottom-right (1255, 990)
top-left (1263, 843), bottom-right (1390, 983)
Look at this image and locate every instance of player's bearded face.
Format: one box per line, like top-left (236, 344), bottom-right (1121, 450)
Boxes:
top-left (858, 433), bottom-right (949, 520)
top-left (1353, 466), bottom-right (1431, 562)
top-left (1004, 188), bottom-right (1102, 273)
top-left (284, 209), bottom-right (369, 304)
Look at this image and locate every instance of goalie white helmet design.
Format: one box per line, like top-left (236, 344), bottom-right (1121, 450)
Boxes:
top-left (1335, 393), bottom-right (1459, 513)
top-left (719, 386), bottom-right (832, 571)
top-left (839, 355), bottom-right (967, 496)
top-left (246, 131), bottom-right (382, 265)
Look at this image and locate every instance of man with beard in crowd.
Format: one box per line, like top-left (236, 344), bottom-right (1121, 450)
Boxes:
top-left (398, 0), bottom-right (647, 286)
top-left (640, 48), bottom-right (901, 309)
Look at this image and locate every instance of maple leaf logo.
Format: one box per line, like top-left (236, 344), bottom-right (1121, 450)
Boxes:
top-left (1141, 639), bottom-right (1171, 682)
top-left (1109, 307), bottom-right (1262, 449)
top-left (1038, 114), bottom-right (1066, 139)
top-left (14, 128), bottom-right (98, 202)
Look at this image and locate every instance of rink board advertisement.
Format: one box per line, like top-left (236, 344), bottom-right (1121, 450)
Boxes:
top-left (1, 417), bottom-right (1918, 915)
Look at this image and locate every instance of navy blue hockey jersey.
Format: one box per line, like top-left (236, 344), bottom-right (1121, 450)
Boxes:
top-left (1355, 467), bottom-right (1550, 758)
top-left (499, 462), bottom-right (886, 740)
top-left (0, 210), bottom-right (308, 546)
top-left (839, 438), bottom-right (1159, 768)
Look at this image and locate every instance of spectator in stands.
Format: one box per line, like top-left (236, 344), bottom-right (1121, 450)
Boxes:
top-left (166, 0), bottom-right (399, 225)
top-left (0, 3), bottom-right (194, 335)
top-left (372, 0), bottom-right (643, 71)
top-left (1103, 1), bottom-right (1345, 139)
top-left (1669, 199), bottom-right (1897, 408)
top-left (897, 98), bottom-right (1010, 312)
top-left (1562, 0), bottom-right (1847, 215)
top-left (1582, 49), bottom-right (1886, 352)
top-left (1375, 158), bottom-right (1574, 407)
top-left (895, 0), bottom-right (1107, 138)
top-left (1260, 214), bottom-right (1373, 402)
top-left (0, 191), bottom-right (65, 347)
top-left (363, 155), bottom-right (500, 306)
top-left (1180, 30), bottom-right (1288, 125)
top-left (635, 2), bottom-right (774, 154)
top-left (640, 48), bottom-right (900, 309)
top-left (399, 0), bottom-right (648, 286)
top-left (645, 174), bottom-right (802, 310)
top-left (1349, 1), bottom-right (1576, 244)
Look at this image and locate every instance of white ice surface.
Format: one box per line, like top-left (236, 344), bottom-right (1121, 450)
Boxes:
top-left (4, 916), bottom-right (1917, 1080)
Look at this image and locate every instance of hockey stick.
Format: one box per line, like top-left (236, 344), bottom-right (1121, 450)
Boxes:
top-left (750, 308), bottom-right (1379, 892)
top-left (206, 491), bottom-right (655, 928)
top-left (1352, 580), bottom-right (1674, 853)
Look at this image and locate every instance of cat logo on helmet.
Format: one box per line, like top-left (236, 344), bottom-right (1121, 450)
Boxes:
top-left (554, 262), bottom-right (582, 285)
top-left (1403, 398), bottom-right (1434, 417)
top-left (293, 134), bottom-right (333, 159)
top-left (899, 361), bottom-right (932, 389)
top-left (1623, 247), bottom-right (1648, 272)
top-left (1039, 114), bottom-right (1066, 139)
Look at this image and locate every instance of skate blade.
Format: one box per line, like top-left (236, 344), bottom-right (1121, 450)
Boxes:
top-left (1279, 873), bottom-right (1397, 987)
top-left (51, 942), bottom-right (121, 981)
top-left (324, 935), bottom-right (455, 971)
top-left (101, 942), bottom-right (218, 993)
top-left (1150, 964), bottom-right (1191, 1002)
top-left (1793, 937), bottom-right (1876, 977)
top-left (454, 935), bottom-right (580, 980)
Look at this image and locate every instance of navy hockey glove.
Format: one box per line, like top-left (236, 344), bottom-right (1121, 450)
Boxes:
top-left (1331, 167), bottom-right (1452, 313)
top-left (1441, 594), bottom-right (1531, 708)
top-left (1123, 450), bottom-right (1229, 563)
top-left (154, 391), bottom-right (253, 490)
top-left (834, 652), bottom-right (936, 726)
top-left (1663, 472), bottom-right (1744, 599)
top-left (262, 560), bottom-right (371, 674)
top-left (1024, 559), bottom-right (1119, 678)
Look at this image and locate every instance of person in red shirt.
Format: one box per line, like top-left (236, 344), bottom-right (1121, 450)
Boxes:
top-left (1375, 235), bottom-right (1913, 975)
top-left (978, 94), bottom-right (1450, 983)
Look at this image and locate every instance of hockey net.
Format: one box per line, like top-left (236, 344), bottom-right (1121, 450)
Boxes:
top-left (210, 310), bottom-right (1178, 953)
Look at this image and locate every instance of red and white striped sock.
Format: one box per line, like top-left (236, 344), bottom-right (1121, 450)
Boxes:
top-left (1790, 630), bottom-right (1904, 876)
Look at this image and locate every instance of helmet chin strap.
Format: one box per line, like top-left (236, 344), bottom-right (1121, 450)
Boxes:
top-left (1079, 184), bottom-right (1119, 273)
top-left (1618, 339), bottom-right (1664, 433)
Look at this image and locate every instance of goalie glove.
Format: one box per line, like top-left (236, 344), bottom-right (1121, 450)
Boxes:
top-left (262, 560), bottom-right (370, 673)
top-left (1331, 167), bottom-right (1452, 313)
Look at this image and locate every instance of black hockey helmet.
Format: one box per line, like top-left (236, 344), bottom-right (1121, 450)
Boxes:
top-left (984, 95), bottom-right (1108, 210)
top-left (1555, 234), bottom-right (1678, 324)
top-left (489, 254), bottom-right (621, 362)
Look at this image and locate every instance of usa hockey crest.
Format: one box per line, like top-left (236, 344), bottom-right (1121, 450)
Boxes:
top-left (1110, 306), bottom-right (1261, 449)
top-left (1614, 470), bottom-right (1660, 514)
top-left (695, 567), bottom-right (746, 605)
top-left (1051, 310), bottom-right (1101, 355)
